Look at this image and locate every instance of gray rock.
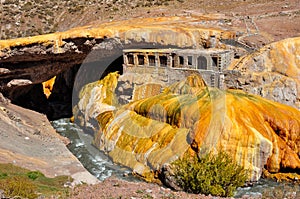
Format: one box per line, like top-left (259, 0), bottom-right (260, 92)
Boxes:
top-left (7, 79), bottom-right (32, 87)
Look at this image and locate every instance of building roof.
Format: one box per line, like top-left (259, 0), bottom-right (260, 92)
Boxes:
top-left (123, 48), bottom-right (176, 54)
top-left (123, 48), bottom-right (231, 55)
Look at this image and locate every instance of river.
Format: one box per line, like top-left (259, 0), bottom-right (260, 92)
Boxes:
top-left (51, 118), bottom-right (300, 198)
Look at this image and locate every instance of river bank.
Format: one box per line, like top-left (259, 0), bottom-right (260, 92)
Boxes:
top-left (52, 118), bottom-right (300, 199)
top-left (0, 98), bottom-right (98, 186)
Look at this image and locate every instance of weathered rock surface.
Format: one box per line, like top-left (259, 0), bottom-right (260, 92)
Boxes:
top-left (75, 72), bottom-right (300, 185)
top-left (225, 37), bottom-right (300, 109)
top-left (0, 94), bottom-right (98, 185)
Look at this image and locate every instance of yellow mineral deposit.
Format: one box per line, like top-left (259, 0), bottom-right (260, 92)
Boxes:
top-left (75, 73), bottom-right (300, 182)
top-left (42, 76), bottom-right (56, 98)
top-left (230, 37), bottom-right (300, 107)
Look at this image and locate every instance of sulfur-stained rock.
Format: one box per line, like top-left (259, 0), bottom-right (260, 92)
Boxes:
top-left (226, 37), bottom-right (300, 109)
top-left (75, 72), bottom-right (300, 184)
top-left (262, 169), bottom-right (300, 183)
top-left (75, 72), bottom-right (120, 132)
top-left (42, 76), bottom-right (56, 99)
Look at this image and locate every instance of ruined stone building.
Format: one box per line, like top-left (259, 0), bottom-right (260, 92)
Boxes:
top-left (122, 48), bottom-right (233, 88)
top-left (117, 48), bottom-right (233, 104)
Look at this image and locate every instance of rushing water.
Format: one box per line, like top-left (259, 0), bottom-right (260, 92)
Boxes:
top-left (235, 178), bottom-right (299, 198)
top-left (51, 118), bottom-right (138, 182)
top-left (51, 118), bottom-right (300, 198)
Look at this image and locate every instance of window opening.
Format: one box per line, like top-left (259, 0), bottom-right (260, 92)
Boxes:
top-left (159, 56), bottom-right (168, 67)
top-left (212, 57), bottom-right (218, 67)
top-left (127, 54), bottom-right (134, 65)
top-left (179, 56), bottom-right (184, 66)
top-left (197, 56), bottom-right (207, 70)
top-left (138, 55), bottom-right (144, 65)
top-left (148, 55), bottom-right (156, 66)
top-left (188, 56), bottom-right (193, 65)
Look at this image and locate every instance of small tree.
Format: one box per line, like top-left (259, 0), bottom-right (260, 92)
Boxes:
top-left (172, 151), bottom-right (248, 197)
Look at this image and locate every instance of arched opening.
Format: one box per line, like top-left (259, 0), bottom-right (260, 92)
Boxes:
top-left (159, 56), bottom-right (168, 67)
top-left (3, 41), bottom-right (179, 121)
top-left (197, 56), bottom-right (207, 70)
top-left (10, 64), bottom-right (81, 120)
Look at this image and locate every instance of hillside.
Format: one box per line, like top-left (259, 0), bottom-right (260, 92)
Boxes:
top-left (1, 0), bottom-right (299, 42)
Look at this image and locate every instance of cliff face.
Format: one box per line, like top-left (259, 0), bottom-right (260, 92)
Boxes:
top-left (225, 37), bottom-right (300, 109)
top-left (75, 73), bottom-right (300, 184)
top-left (0, 15), bottom-right (299, 114)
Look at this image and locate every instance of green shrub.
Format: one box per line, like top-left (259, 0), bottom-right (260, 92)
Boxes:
top-left (0, 172), bottom-right (8, 179)
top-left (172, 151), bottom-right (248, 197)
top-left (27, 171), bottom-right (44, 180)
top-left (0, 163), bottom-right (71, 198)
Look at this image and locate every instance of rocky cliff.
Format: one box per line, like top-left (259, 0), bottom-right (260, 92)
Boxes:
top-left (75, 72), bottom-right (300, 185)
top-left (225, 37), bottom-right (300, 109)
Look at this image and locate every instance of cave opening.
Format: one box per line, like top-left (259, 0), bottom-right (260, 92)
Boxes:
top-left (10, 64), bottom-right (80, 120)
top-left (10, 55), bottom-right (124, 121)
top-left (4, 42), bottom-right (178, 121)
top-left (100, 55), bottom-right (123, 79)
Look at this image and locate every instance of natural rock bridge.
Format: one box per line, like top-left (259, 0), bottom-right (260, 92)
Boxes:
top-left (0, 16), bottom-right (236, 119)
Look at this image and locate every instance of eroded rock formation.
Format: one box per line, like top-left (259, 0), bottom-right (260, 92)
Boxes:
top-left (225, 37), bottom-right (300, 109)
top-left (0, 15), bottom-right (235, 118)
top-left (0, 15), bottom-right (235, 90)
top-left (75, 72), bottom-right (300, 185)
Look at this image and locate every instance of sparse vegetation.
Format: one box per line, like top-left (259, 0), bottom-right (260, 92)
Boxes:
top-left (0, 163), bottom-right (72, 198)
top-left (171, 151), bottom-right (248, 197)
top-left (0, 0), bottom-right (183, 40)
top-left (0, 176), bottom-right (38, 199)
